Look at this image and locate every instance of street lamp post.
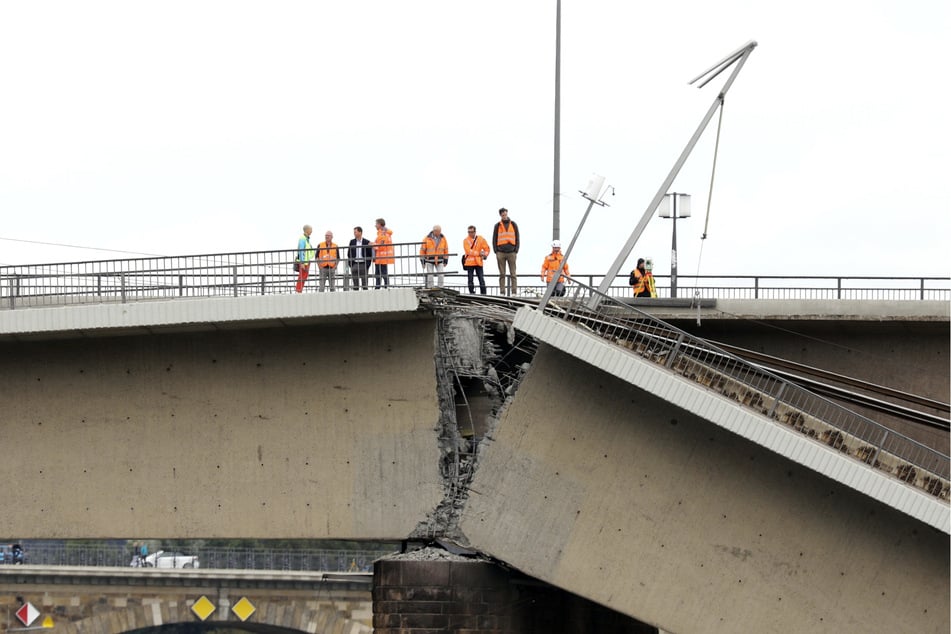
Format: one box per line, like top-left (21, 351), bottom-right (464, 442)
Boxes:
top-left (538, 174), bottom-right (611, 310)
top-left (659, 192), bottom-right (691, 298)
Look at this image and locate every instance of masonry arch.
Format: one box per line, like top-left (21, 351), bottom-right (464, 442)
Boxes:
top-left (128, 625), bottom-right (309, 633)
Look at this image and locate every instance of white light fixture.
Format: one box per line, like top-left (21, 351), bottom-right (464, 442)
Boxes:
top-left (658, 193), bottom-right (691, 218)
top-left (583, 174), bottom-right (607, 201)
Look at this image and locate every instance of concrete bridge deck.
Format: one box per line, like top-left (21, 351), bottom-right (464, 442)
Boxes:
top-left (0, 289), bottom-right (947, 632)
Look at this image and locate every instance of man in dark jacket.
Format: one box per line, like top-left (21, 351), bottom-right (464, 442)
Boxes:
top-left (348, 226), bottom-right (372, 290)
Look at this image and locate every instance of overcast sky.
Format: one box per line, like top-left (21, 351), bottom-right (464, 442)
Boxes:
top-left (1, 0), bottom-right (948, 282)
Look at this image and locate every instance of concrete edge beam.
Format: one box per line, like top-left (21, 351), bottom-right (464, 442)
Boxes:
top-left (0, 289), bottom-right (422, 339)
top-left (513, 306), bottom-right (951, 534)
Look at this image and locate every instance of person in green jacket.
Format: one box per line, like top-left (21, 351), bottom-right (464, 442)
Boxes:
top-left (295, 224), bottom-right (315, 293)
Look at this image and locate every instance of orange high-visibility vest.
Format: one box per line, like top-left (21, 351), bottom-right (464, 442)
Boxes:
top-left (462, 235), bottom-right (490, 267)
top-left (631, 269), bottom-right (650, 294)
top-left (317, 242), bottom-right (339, 268)
top-left (374, 229), bottom-right (394, 265)
top-left (541, 252), bottom-right (569, 283)
top-left (495, 221), bottom-right (516, 247)
top-left (420, 233), bottom-right (449, 262)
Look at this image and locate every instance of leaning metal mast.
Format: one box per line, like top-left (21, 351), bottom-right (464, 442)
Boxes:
top-left (591, 40), bottom-right (758, 307)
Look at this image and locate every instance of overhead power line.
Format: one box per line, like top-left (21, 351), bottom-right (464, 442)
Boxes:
top-left (0, 236), bottom-right (163, 258)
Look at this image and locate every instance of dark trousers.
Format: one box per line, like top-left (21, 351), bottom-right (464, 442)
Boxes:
top-left (375, 264), bottom-right (390, 288)
top-left (467, 267), bottom-right (486, 294)
top-left (350, 262), bottom-right (369, 289)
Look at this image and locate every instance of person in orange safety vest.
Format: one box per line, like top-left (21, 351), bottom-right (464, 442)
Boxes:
top-left (629, 257), bottom-right (655, 297)
top-left (373, 218), bottom-right (394, 289)
top-left (541, 240), bottom-right (569, 296)
top-left (316, 230), bottom-right (340, 292)
top-left (492, 207), bottom-right (520, 296)
top-left (462, 225), bottom-right (490, 295)
top-left (419, 225), bottom-right (449, 288)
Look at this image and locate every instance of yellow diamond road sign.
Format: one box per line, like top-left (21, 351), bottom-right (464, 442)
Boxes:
top-left (191, 595), bottom-right (216, 621)
top-left (232, 597), bottom-right (256, 622)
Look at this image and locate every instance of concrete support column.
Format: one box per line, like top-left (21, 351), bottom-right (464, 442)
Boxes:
top-left (372, 555), bottom-right (656, 633)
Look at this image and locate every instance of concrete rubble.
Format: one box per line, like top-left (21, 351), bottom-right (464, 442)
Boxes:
top-left (411, 294), bottom-right (537, 543)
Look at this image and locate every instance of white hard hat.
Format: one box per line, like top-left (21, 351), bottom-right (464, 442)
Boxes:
top-left (551, 240), bottom-right (562, 248)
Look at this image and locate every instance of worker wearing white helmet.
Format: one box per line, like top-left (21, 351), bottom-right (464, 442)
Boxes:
top-left (541, 240), bottom-right (569, 296)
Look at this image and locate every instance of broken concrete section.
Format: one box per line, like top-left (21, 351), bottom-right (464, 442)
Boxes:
top-left (412, 294), bottom-right (537, 542)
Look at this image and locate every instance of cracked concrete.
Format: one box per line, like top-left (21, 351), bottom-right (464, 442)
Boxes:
top-left (411, 302), bottom-right (536, 542)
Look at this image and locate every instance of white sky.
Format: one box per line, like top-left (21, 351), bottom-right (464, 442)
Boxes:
top-left (1, 0), bottom-right (948, 280)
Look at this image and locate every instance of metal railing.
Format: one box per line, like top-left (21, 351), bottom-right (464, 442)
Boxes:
top-left (8, 544), bottom-right (395, 571)
top-left (0, 243), bottom-right (459, 309)
top-left (1, 249), bottom-right (947, 309)
top-left (537, 277), bottom-right (950, 498)
top-left (557, 274), bottom-right (951, 301)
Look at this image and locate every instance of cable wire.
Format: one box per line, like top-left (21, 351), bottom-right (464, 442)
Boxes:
top-left (692, 97), bottom-right (725, 319)
top-left (0, 235), bottom-right (164, 258)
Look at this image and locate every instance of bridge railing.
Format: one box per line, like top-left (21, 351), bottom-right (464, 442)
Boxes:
top-left (194, 547), bottom-right (388, 572)
top-left (0, 243), bottom-right (459, 309)
top-left (11, 544), bottom-right (394, 571)
top-left (1, 250), bottom-right (947, 309)
top-left (539, 277), bottom-right (950, 498)
top-left (539, 274), bottom-right (951, 301)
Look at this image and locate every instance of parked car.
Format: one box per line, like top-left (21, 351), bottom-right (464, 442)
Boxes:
top-left (142, 550), bottom-right (199, 569)
top-left (0, 544), bottom-right (25, 565)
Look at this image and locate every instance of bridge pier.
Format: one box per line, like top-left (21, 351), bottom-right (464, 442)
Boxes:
top-left (373, 550), bottom-right (656, 633)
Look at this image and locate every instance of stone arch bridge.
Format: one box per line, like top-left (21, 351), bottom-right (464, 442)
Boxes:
top-left (0, 567), bottom-right (371, 634)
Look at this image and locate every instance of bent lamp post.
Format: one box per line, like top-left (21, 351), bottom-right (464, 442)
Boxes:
top-left (538, 174), bottom-right (611, 310)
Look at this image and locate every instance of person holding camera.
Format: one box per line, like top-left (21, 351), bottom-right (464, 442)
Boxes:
top-left (629, 258), bottom-right (656, 298)
top-left (462, 225), bottom-right (490, 294)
